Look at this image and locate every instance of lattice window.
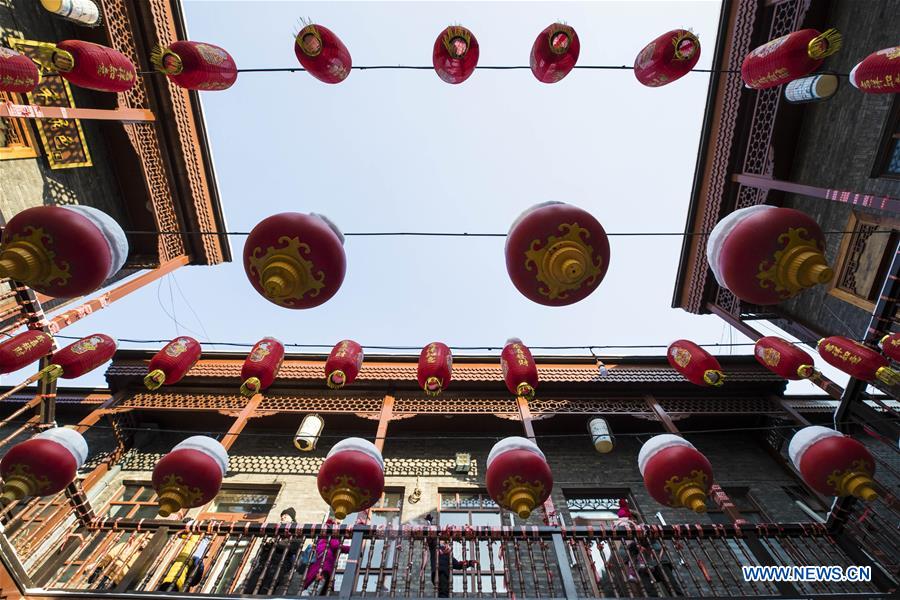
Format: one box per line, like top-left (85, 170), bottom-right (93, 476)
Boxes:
top-left (0, 91), bottom-right (39, 160)
top-left (528, 398), bottom-right (652, 415)
top-left (872, 95), bottom-right (900, 179)
top-left (260, 392), bottom-right (383, 414)
top-left (102, 482), bottom-right (165, 520)
top-left (829, 211), bottom-right (899, 312)
top-left (121, 393), bottom-right (248, 411)
top-left (394, 394), bottom-right (518, 415)
top-left (657, 397), bottom-right (780, 414)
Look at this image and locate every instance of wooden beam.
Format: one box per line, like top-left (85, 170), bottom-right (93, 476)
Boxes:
top-left (0, 101), bottom-right (155, 123)
top-left (220, 393), bottom-right (263, 451)
top-left (734, 173), bottom-right (900, 214)
top-left (516, 396), bottom-right (558, 524)
top-left (374, 394), bottom-right (394, 452)
top-left (644, 394), bottom-right (679, 433)
top-left (0, 394), bottom-right (41, 429)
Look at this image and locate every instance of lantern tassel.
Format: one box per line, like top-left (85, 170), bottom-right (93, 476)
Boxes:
top-left (240, 377), bottom-right (261, 397)
top-left (516, 382), bottom-right (535, 400)
top-left (326, 370), bottom-right (346, 389)
top-left (797, 364), bottom-right (815, 379)
top-left (149, 44), bottom-right (183, 75)
top-left (875, 366), bottom-right (900, 387)
top-left (807, 28), bottom-right (842, 60)
top-left (702, 370), bottom-right (725, 386)
top-left (144, 369), bottom-right (166, 391)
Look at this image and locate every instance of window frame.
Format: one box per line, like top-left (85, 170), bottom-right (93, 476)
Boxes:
top-left (871, 94), bottom-right (900, 179)
top-left (828, 210), bottom-right (900, 312)
top-left (0, 91), bottom-right (40, 161)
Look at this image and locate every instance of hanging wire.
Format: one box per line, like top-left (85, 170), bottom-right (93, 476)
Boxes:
top-left (118, 229), bottom-right (893, 238)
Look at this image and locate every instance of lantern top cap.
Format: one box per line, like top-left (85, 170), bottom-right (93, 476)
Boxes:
top-left (487, 436), bottom-right (545, 469)
top-left (706, 204), bottom-right (771, 288)
top-left (310, 213), bottom-right (344, 245)
top-left (507, 201), bottom-right (566, 238)
top-left (62, 205), bottom-right (129, 279)
top-left (327, 437), bottom-right (384, 471)
top-left (638, 434), bottom-right (695, 476)
top-left (505, 337), bottom-right (523, 346)
top-left (34, 427), bottom-right (88, 469)
top-left (173, 435), bottom-right (229, 475)
top-left (788, 425), bottom-right (841, 469)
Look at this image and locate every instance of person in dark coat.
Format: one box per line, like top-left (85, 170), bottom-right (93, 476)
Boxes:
top-left (425, 516), bottom-right (478, 598)
top-left (242, 507), bottom-right (303, 594)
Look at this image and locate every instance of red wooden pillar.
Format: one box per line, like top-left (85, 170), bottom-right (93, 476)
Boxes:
top-left (734, 173), bottom-right (900, 214)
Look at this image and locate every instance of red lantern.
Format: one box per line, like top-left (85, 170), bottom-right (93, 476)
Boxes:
top-left (850, 46), bottom-right (900, 94)
top-left (40, 334), bottom-right (116, 383)
top-left (433, 26), bottom-right (479, 84)
top-left (0, 205), bottom-right (128, 298)
top-left (634, 29), bottom-right (700, 87)
top-left (0, 330), bottom-right (54, 374)
top-left (317, 438), bottom-right (384, 519)
top-left (144, 337), bottom-right (202, 390)
top-left (667, 340), bottom-right (724, 386)
top-left (417, 342), bottom-right (452, 396)
top-left (707, 206), bottom-right (832, 305)
top-left (152, 436), bottom-right (228, 517)
top-left (506, 202), bottom-right (610, 306)
top-left (501, 338), bottom-right (538, 399)
top-left (0, 47), bottom-right (40, 93)
top-left (240, 337), bottom-right (285, 396)
top-left (817, 336), bottom-right (900, 386)
top-left (150, 41), bottom-right (237, 91)
top-left (754, 336), bottom-right (815, 380)
top-left (741, 28), bottom-right (841, 90)
top-left (37, 40), bottom-right (136, 92)
top-left (789, 426), bottom-right (877, 501)
top-left (879, 331), bottom-right (900, 363)
top-left (325, 340), bottom-right (364, 389)
top-left (0, 427), bottom-right (87, 504)
top-left (530, 23), bottom-right (580, 84)
top-left (243, 213), bottom-right (346, 309)
top-left (639, 434), bottom-right (712, 513)
top-left (486, 437), bottom-right (552, 519)
top-left (294, 24), bottom-right (351, 84)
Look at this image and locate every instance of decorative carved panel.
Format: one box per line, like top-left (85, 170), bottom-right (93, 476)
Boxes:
top-left (260, 392), bottom-right (383, 415)
top-left (657, 397), bottom-right (780, 414)
top-left (121, 393), bottom-right (248, 411)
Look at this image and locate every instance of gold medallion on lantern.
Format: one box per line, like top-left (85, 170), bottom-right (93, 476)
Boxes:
top-left (525, 223), bottom-right (604, 301)
top-left (756, 228), bottom-right (833, 299)
top-left (247, 236), bottom-right (326, 306)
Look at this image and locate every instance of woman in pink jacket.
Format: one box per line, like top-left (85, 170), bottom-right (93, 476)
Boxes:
top-left (301, 519), bottom-right (350, 596)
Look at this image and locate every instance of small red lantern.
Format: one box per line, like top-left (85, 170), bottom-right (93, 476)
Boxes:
top-left (667, 340), bottom-right (724, 386)
top-left (530, 23), bottom-right (580, 84)
top-left (433, 26), bottom-right (479, 84)
top-left (144, 337), bottom-right (202, 390)
top-left (486, 437), bottom-right (552, 519)
top-left (294, 24), bottom-right (351, 84)
top-left (0, 205), bottom-right (128, 298)
top-left (0, 47), bottom-right (40, 93)
top-left (754, 336), bottom-right (815, 380)
top-left (789, 426), bottom-right (877, 501)
top-left (879, 331), bottom-right (900, 363)
top-left (244, 213), bottom-right (346, 309)
top-left (506, 202), bottom-right (610, 306)
top-left (37, 39), bottom-right (136, 92)
top-left (325, 340), bottom-right (364, 389)
top-left (741, 28), bottom-right (841, 90)
top-left (317, 437), bottom-right (384, 519)
top-left (150, 41), bottom-right (237, 91)
top-left (817, 336), bottom-right (900, 386)
top-left (0, 330), bottom-right (54, 374)
top-left (707, 206), bottom-right (832, 305)
top-left (850, 46), bottom-right (900, 94)
top-left (417, 342), bottom-right (452, 396)
top-left (0, 427), bottom-right (87, 504)
top-left (240, 337), bottom-right (285, 397)
top-left (152, 436), bottom-right (228, 517)
top-left (501, 338), bottom-right (538, 399)
top-left (634, 29), bottom-right (700, 87)
top-left (40, 334), bottom-right (116, 383)
top-left (639, 434), bottom-right (712, 513)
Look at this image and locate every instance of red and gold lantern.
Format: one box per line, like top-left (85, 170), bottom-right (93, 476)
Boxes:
top-left (433, 26), bottom-right (479, 84)
top-left (501, 338), bottom-right (538, 399)
top-left (486, 437), bottom-right (552, 519)
top-left (0, 205), bottom-right (128, 298)
top-left (789, 426), bottom-right (877, 501)
top-left (417, 342), bottom-right (452, 396)
top-left (243, 212), bottom-right (346, 309)
top-left (325, 339), bottom-right (364, 389)
top-left (530, 23), bottom-right (579, 84)
top-left (317, 437), bottom-right (384, 519)
top-left (152, 436), bottom-right (228, 517)
top-left (37, 39), bottom-right (136, 92)
top-left (817, 336), bottom-right (900, 386)
top-left (506, 202), bottom-right (610, 306)
top-left (850, 46), bottom-right (900, 94)
top-left (0, 427), bottom-right (87, 504)
top-left (634, 29), bottom-right (700, 87)
top-left (0, 47), bottom-right (40, 93)
top-left (294, 24), bottom-right (351, 84)
top-left (754, 336), bottom-right (815, 380)
top-left (0, 330), bottom-right (54, 374)
top-left (878, 331), bottom-right (900, 363)
top-left (150, 41), bottom-right (237, 91)
top-left (639, 434), bottom-right (712, 513)
top-left (144, 337), bottom-right (202, 390)
top-left (707, 205), bottom-right (832, 305)
top-left (240, 337), bottom-right (285, 397)
top-left (667, 340), bottom-right (724, 386)
top-left (40, 334), bottom-right (116, 383)
top-left (741, 28), bottom-right (841, 90)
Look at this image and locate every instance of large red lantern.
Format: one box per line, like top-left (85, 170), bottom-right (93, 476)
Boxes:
top-left (150, 41), bottom-right (237, 91)
top-left (634, 29), bottom-right (700, 87)
top-left (0, 47), bottom-right (40, 93)
top-left (325, 340), bottom-right (364, 389)
top-left (0, 205), bottom-right (128, 298)
top-left (294, 24), bottom-right (351, 84)
top-left (152, 436), bottom-right (228, 517)
top-left (506, 202), bottom-right (610, 306)
top-left (754, 336), bottom-right (815, 380)
top-left (144, 337), bottom-right (202, 390)
top-left (707, 205), bottom-right (832, 305)
top-left (40, 334), bottom-right (116, 383)
top-left (878, 332), bottom-right (900, 363)
top-left (417, 342), bottom-right (452, 396)
top-left (240, 337), bottom-right (285, 396)
top-left (789, 426), bottom-right (877, 501)
top-left (0, 330), bottom-right (54, 374)
top-left (486, 437), bottom-right (552, 519)
top-left (741, 28), bottom-right (841, 90)
top-left (817, 336), bottom-right (900, 386)
top-left (433, 26), bottom-right (479, 84)
top-left (243, 213), bottom-right (346, 309)
top-left (850, 46), bottom-right (900, 94)
top-left (639, 434), bottom-right (712, 513)
top-left (317, 438), bottom-right (384, 519)
top-left (501, 338), bottom-right (538, 399)
top-left (667, 340), bottom-right (724, 386)
top-left (530, 23), bottom-right (579, 84)
top-left (0, 427), bottom-right (87, 504)
top-left (37, 40), bottom-right (136, 92)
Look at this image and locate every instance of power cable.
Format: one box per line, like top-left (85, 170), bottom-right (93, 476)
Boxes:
top-left (116, 229), bottom-right (894, 238)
